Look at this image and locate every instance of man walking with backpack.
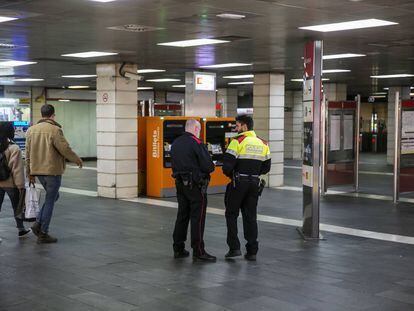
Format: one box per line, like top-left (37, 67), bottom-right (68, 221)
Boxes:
top-left (26, 104), bottom-right (83, 244)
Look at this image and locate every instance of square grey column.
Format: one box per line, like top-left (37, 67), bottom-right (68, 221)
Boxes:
top-left (253, 73), bottom-right (284, 187)
top-left (185, 72), bottom-right (216, 117)
top-left (292, 91), bottom-right (303, 160)
top-left (217, 88), bottom-right (238, 117)
top-left (96, 63), bottom-right (138, 199)
top-left (284, 91), bottom-right (293, 159)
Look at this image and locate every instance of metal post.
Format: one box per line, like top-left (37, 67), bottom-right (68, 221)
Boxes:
top-left (393, 91), bottom-right (401, 203)
top-left (355, 95), bottom-right (361, 192)
top-left (321, 94), bottom-right (327, 196)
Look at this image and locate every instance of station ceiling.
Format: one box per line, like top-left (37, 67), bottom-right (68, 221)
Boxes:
top-left (0, 0), bottom-right (414, 96)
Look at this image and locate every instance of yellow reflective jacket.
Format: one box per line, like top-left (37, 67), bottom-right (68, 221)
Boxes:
top-left (223, 130), bottom-right (271, 178)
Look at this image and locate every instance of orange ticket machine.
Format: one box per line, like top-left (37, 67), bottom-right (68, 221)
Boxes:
top-left (146, 116), bottom-right (200, 197)
top-left (201, 117), bottom-right (237, 193)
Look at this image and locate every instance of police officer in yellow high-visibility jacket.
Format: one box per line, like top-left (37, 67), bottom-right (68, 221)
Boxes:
top-left (223, 115), bottom-right (271, 261)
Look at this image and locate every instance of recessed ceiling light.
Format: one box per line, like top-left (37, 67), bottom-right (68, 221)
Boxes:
top-left (323, 69), bottom-right (351, 73)
top-left (291, 78), bottom-right (330, 82)
top-left (13, 78), bottom-right (44, 82)
top-left (216, 13), bottom-right (246, 20)
top-left (200, 63), bottom-right (252, 69)
top-left (61, 51), bottom-right (118, 58)
top-left (158, 38), bottom-right (229, 47)
top-left (137, 87), bottom-right (154, 90)
top-left (61, 75), bottom-right (97, 78)
top-left (68, 85), bottom-right (90, 89)
top-left (323, 53), bottom-right (366, 60)
top-left (137, 69), bottom-right (166, 74)
top-left (228, 81), bottom-right (254, 85)
top-left (58, 99), bottom-right (70, 102)
top-left (0, 16), bottom-right (18, 23)
top-left (146, 78), bottom-right (181, 82)
top-left (370, 74), bottom-right (414, 78)
top-left (223, 74), bottom-right (254, 79)
top-left (0, 60), bottom-right (37, 67)
top-left (299, 19), bottom-right (397, 32)
top-left (172, 85), bottom-right (186, 88)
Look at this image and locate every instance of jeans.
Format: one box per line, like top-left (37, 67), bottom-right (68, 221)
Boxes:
top-left (37, 175), bottom-right (62, 233)
top-left (0, 187), bottom-right (24, 229)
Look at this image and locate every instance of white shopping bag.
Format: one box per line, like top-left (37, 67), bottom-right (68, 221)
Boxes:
top-left (25, 184), bottom-right (41, 220)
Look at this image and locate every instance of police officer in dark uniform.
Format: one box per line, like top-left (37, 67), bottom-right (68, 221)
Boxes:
top-left (223, 115), bottom-right (271, 261)
top-left (171, 119), bottom-right (216, 262)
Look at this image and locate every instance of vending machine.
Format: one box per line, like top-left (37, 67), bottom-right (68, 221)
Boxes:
top-left (146, 116), bottom-right (200, 197)
top-left (201, 117), bottom-right (237, 193)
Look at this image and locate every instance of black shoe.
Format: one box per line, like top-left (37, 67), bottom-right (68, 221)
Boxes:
top-left (31, 222), bottom-right (41, 237)
top-left (244, 253), bottom-right (257, 261)
top-left (174, 249), bottom-right (190, 259)
top-left (37, 233), bottom-right (58, 244)
top-left (18, 229), bottom-right (31, 238)
top-left (225, 249), bottom-right (242, 258)
top-left (193, 251), bottom-right (217, 262)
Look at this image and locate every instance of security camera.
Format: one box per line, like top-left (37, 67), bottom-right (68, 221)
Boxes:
top-left (123, 71), bottom-right (144, 81)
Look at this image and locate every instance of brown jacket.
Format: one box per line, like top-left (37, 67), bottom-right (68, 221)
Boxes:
top-left (0, 143), bottom-right (25, 189)
top-left (26, 119), bottom-right (81, 176)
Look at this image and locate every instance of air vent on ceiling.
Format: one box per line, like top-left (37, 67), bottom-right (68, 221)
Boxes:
top-left (107, 24), bottom-right (164, 33)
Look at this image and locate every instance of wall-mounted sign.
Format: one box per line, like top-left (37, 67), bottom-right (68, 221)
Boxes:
top-left (195, 73), bottom-right (215, 91)
top-left (402, 110), bottom-right (414, 155)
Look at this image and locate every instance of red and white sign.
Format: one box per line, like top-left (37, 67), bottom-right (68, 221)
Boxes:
top-left (304, 42), bottom-right (315, 79)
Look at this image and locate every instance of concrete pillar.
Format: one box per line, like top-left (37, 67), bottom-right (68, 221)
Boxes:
top-left (253, 73), bottom-right (284, 187)
top-left (96, 63), bottom-right (138, 199)
top-left (284, 91), bottom-right (293, 159)
top-left (387, 86), bottom-right (411, 165)
top-left (185, 71), bottom-right (216, 117)
top-left (323, 83), bottom-right (347, 101)
top-left (31, 87), bottom-right (46, 124)
top-left (217, 88), bottom-right (238, 117)
top-left (292, 91), bottom-right (303, 160)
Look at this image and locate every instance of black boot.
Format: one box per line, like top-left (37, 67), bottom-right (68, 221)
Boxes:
top-left (244, 253), bottom-right (257, 261)
top-left (31, 222), bottom-right (41, 237)
top-left (37, 232), bottom-right (58, 244)
top-left (174, 249), bottom-right (190, 259)
top-left (193, 251), bottom-right (216, 262)
top-left (225, 249), bottom-right (242, 258)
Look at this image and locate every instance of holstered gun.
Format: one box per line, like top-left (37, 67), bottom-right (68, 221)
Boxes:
top-left (258, 179), bottom-right (266, 196)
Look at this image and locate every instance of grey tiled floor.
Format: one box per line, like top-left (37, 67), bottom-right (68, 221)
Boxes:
top-left (1, 190), bottom-right (414, 310)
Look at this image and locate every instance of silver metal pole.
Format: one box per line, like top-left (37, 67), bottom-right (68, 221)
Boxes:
top-left (393, 91), bottom-right (401, 203)
top-left (355, 95), bottom-right (361, 192)
top-left (321, 94), bottom-right (327, 196)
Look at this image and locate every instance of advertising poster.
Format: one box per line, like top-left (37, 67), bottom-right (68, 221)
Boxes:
top-left (343, 114), bottom-right (354, 150)
top-left (401, 110), bottom-right (414, 155)
top-left (329, 115), bottom-right (341, 151)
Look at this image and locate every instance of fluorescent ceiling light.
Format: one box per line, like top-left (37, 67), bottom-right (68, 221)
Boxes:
top-left (372, 95), bottom-right (386, 98)
top-left (89, 0), bottom-right (117, 2)
top-left (370, 74), bottom-right (414, 78)
top-left (372, 92), bottom-right (387, 95)
top-left (228, 81), bottom-right (254, 85)
top-left (216, 13), bottom-right (246, 20)
top-left (58, 99), bottom-right (70, 102)
top-left (223, 74), bottom-right (254, 79)
top-left (172, 85), bottom-right (186, 88)
top-left (137, 87), bottom-right (153, 90)
top-left (14, 78), bottom-right (44, 82)
top-left (323, 53), bottom-right (366, 60)
top-left (61, 51), bottom-right (118, 58)
top-left (411, 93), bottom-right (414, 96)
top-left (383, 87), bottom-right (389, 90)
top-left (68, 85), bottom-right (90, 89)
top-left (146, 78), bottom-right (180, 82)
top-left (411, 87), bottom-right (414, 90)
top-left (323, 69), bottom-right (351, 74)
top-left (299, 19), bottom-right (397, 32)
top-left (291, 78), bottom-right (330, 82)
top-left (137, 69), bottom-right (165, 74)
top-left (200, 63), bottom-right (252, 69)
top-left (0, 60), bottom-right (37, 67)
top-left (0, 16), bottom-right (18, 23)
top-left (158, 38), bottom-right (229, 47)
top-left (61, 74), bottom-right (97, 78)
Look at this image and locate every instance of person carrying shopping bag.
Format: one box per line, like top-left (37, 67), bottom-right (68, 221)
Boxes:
top-left (0, 122), bottom-right (30, 242)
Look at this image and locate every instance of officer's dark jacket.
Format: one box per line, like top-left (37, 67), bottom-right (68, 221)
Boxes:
top-left (223, 130), bottom-right (271, 178)
top-left (171, 132), bottom-right (215, 183)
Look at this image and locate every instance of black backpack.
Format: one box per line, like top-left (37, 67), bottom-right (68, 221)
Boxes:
top-left (0, 150), bottom-right (10, 181)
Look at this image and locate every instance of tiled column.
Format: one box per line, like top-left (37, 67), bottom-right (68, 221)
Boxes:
top-left (253, 73), bottom-right (284, 187)
top-left (217, 88), bottom-right (238, 117)
top-left (96, 63), bottom-right (138, 199)
top-left (292, 90), bottom-right (303, 160)
top-left (387, 86), bottom-right (411, 165)
top-left (323, 83), bottom-right (347, 101)
top-left (284, 91), bottom-right (293, 159)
